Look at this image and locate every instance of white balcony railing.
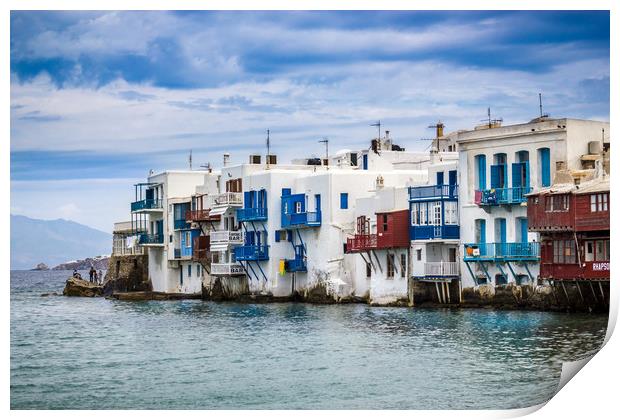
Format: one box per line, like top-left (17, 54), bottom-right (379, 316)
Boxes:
top-left (210, 230), bottom-right (244, 245)
top-left (210, 192), bottom-right (243, 207)
top-left (211, 263), bottom-right (245, 276)
top-left (414, 262), bottom-right (460, 277)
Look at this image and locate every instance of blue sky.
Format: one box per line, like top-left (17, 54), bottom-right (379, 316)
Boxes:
top-left (10, 10), bottom-right (610, 232)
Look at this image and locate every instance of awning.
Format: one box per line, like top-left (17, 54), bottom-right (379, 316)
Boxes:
top-left (209, 205), bottom-right (229, 217)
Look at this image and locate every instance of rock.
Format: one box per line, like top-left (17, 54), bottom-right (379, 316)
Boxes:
top-left (40, 292), bottom-right (60, 297)
top-left (62, 277), bottom-right (104, 297)
top-left (31, 263), bottom-right (49, 271)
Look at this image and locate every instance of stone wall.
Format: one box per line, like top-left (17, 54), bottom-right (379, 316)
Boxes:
top-left (103, 254), bottom-right (151, 295)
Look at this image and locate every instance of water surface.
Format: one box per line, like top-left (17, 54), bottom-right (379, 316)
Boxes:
top-left (11, 270), bottom-right (608, 409)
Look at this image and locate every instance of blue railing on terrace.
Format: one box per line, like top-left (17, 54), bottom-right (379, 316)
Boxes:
top-left (131, 199), bottom-right (163, 212)
top-left (463, 242), bottom-right (540, 261)
top-left (286, 244), bottom-right (307, 272)
top-left (174, 219), bottom-right (191, 230)
top-left (409, 184), bottom-right (458, 201)
top-left (237, 207), bottom-right (268, 222)
top-left (410, 225), bottom-right (460, 241)
top-left (138, 233), bottom-right (164, 245)
top-left (474, 187), bottom-right (531, 206)
top-left (234, 244), bottom-right (269, 261)
top-left (283, 211), bottom-right (322, 228)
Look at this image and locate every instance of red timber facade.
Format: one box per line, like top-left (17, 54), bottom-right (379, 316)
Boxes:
top-left (346, 209), bottom-right (410, 253)
top-left (527, 178), bottom-right (609, 282)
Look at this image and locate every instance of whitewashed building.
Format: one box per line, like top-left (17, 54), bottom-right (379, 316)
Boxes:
top-left (456, 117), bottom-right (610, 289)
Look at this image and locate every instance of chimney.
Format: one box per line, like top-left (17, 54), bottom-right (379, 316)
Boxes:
top-left (223, 153), bottom-right (230, 167)
top-left (436, 122), bottom-right (444, 138)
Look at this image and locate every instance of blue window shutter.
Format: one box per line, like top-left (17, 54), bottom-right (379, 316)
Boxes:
top-left (275, 230), bottom-right (280, 242)
top-left (340, 193), bottom-right (348, 209)
top-left (520, 219), bottom-right (528, 243)
top-left (499, 219), bottom-right (506, 243)
top-left (436, 171), bottom-right (444, 186)
top-left (448, 170), bottom-right (457, 186)
top-left (524, 161), bottom-right (530, 189)
top-left (243, 191), bottom-right (251, 208)
top-left (540, 148), bottom-right (551, 187)
top-left (511, 163), bottom-right (522, 188)
top-left (477, 155), bottom-right (486, 190)
top-left (363, 154), bottom-right (368, 170)
top-left (480, 220), bottom-right (486, 243)
top-left (490, 165), bottom-right (500, 188)
top-left (315, 194), bottom-right (321, 212)
top-left (287, 230), bottom-right (293, 242)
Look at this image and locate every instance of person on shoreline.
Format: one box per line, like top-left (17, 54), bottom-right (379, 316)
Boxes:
top-left (89, 267), bottom-right (95, 283)
top-left (98, 270), bottom-right (103, 285)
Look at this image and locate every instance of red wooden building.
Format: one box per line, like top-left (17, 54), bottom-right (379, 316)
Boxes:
top-left (346, 209), bottom-right (410, 253)
top-left (527, 178), bottom-right (609, 282)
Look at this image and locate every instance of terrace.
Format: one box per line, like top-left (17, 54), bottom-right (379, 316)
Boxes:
top-left (463, 242), bottom-right (540, 261)
top-left (474, 187), bottom-right (531, 206)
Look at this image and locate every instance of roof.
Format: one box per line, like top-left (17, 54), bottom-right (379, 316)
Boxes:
top-left (574, 177), bottom-right (610, 195)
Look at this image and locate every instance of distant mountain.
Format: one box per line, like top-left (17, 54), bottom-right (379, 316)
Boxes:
top-left (10, 214), bottom-right (111, 270)
top-left (52, 256), bottom-right (110, 271)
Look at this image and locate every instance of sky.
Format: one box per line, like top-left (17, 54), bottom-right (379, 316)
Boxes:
top-left (10, 10), bottom-right (610, 232)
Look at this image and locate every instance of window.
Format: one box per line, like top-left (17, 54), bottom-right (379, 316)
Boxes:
top-left (340, 193), bottom-right (348, 209)
top-left (387, 255), bottom-right (395, 278)
top-left (416, 249), bottom-right (422, 261)
top-left (366, 262), bottom-right (372, 278)
top-left (419, 203), bottom-right (427, 225)
top-left (187, 264), bottom-right (192, 277)
top-left (475, 154), bottom-right (487, 191)
top-left (445, 201), bottom-right (458, 225)
top-left (411, 204), bottom-right (419, 225)
top-left (546, 195), bottom-right (569, 212)
top-left (432, 202), bottom-right (442, 226)
top-left (538, 148), bottom-right (551, 187)
top-left (495, 274), bottom-right (507, 285)
top-left (584, 241), bottom-right (594, 262)
top-left (197, 265), bottom-right (201, 277)
top-left (184, 231), bottom-right (191, 248)
top-left (590, 193), bottom-right (609, 212)
top-left (382, 214), bottom-right (388, 231)
top-left (295, 201), bottom-right (302, 213)
top-left (400, 254), bottom-right (406, 278)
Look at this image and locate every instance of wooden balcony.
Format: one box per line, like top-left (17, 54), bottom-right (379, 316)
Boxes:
top-left (185, 209), bottom-right (221, 222)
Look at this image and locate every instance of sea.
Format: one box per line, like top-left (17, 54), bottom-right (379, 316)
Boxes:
top-left (10, 269), bottom-right (609, 410)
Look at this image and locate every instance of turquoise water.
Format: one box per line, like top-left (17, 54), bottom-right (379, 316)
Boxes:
top-left (11, 270), bottom-right (608, 409)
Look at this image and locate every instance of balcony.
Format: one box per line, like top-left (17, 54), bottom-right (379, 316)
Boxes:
top-left (174, 219), bottom-right (191, 230)
top-left (285, 244), bottom-right (307, 272)
top-left (138, 233), bottom-right (164, 246)
top-left (210, 230), bottom-right (244, 246)
top-left (192, 248), bottom-right (211, 265)
top-left (186, 209), bottom-right (221, 222)
top-left (211, 263), bottom-right (245, 276)
top-left (234, 245), bottom-right (269, 261)
top-left (346, 234), bottom-right (377, 253)
top-left (410, 225), bottom-right (460, 241)
top-left (210, 192), bottom-right (243, 207)
top-left (413, 262), bottom-right (460, 278)
top-left (237, 207), bottom-right (268, 222)
top-left (131, 198), bottom-right (163, 212)
top-left (409, 184), bottom-right (458, 201)
top-left (463, 242), bottom-right (540, 261)
top-left (474, 187), bottom-right (531, 206)
top-left (282, 211), bottom-right (322, 228)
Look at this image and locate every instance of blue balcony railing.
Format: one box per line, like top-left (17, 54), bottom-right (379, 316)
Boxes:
top-left (463, 242), bottom-right (540, 261)
top-left (286, 244), bottom-right (307, 272)
top-left (131, 199), bottom-right (163, 212)
top-left (138, 233), bottom-right (164, 245)
top-left (237, 207), bottom-right (268, 222)
top-left (409, 184), bottom-right (458, 201)
top-left (410, 225), bottom-right (460, 241)
top-left (234, 245), bottom-right (269, 261)
top-left (474, 187), bottom-right (531, 206)
top-left (282, 211), bottom-right (322, 228)
top-left (174, 219), bottom-right (191, 230)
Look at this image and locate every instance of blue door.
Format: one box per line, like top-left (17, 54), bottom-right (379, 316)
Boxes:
top-left (315, 194), bottom-right (321, 212)
top-left (497, 218), bottom-right (507, 256)
top-left (477, 219), bottom-right (486, 256)
top-left (436, 171), bottom-right (444, 186)
top-left (362, 154), bottom-right (368, 170)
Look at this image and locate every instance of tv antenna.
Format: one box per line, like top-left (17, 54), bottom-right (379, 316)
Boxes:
top-left (199, 162), bottom-right (212, 172)
top-left (370, 120), bottom-right (381, 140)
top-left (266, 129), bottom-right (271, 168)
top-left (538, 93), bottom-right (549, 119)
top-left (481, 107), bottom-right (503, 128)
top-left (318, 137), bottom-right (329, 165)
top-left (188, 149), bottom-right (193, 170)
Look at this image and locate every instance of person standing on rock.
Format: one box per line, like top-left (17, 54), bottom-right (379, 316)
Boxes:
top-left (89, 267), bottom-right (95, 283)
top-left (98, 270), bottom-right (103, 285)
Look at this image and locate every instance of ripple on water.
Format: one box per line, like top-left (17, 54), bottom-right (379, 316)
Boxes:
top-left (10, 270), bottom-right (608, 410)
